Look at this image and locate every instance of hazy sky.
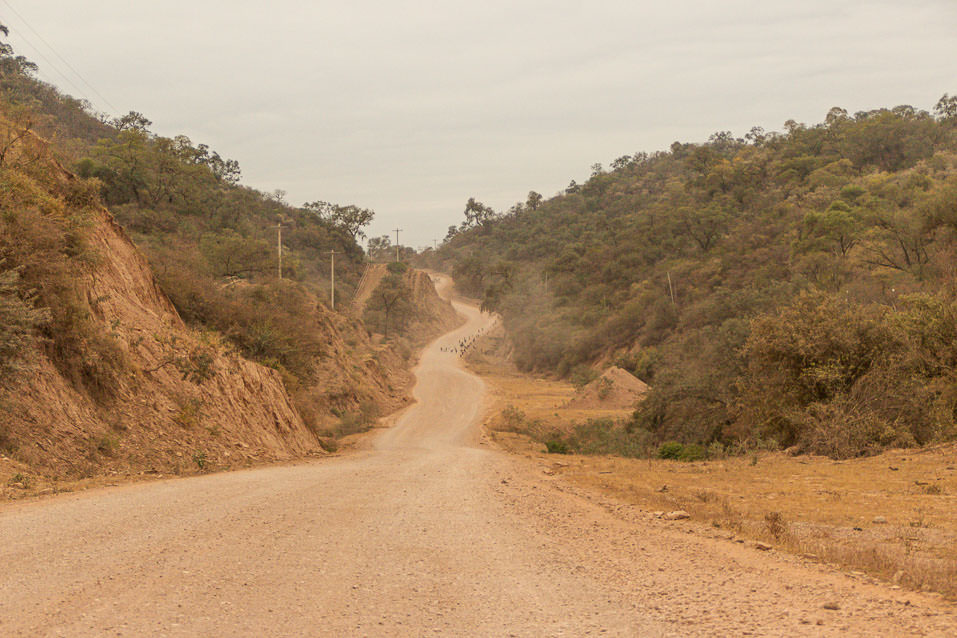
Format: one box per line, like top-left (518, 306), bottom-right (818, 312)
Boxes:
top-left (5, 1), bottom-right (957, 247)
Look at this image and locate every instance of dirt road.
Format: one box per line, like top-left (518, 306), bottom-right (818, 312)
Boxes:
top-left (2, 296), bottom-right (956, 637)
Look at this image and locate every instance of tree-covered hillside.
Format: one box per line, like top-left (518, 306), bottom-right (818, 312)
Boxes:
top-left (0, 33), bottom-right (380, 390)
top-left (436, 97), bottom-right (957, 457)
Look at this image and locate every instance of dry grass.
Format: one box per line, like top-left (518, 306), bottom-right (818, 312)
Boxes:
top-left (469, 347), bottom-right (957, 599)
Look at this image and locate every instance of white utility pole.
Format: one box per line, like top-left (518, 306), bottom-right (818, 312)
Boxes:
top-left (393, 227), bottom-right (402, 262)
top-left (277, 222), bottom-right (282, 280)
top-left (329, 249), bottom-right (336, 310)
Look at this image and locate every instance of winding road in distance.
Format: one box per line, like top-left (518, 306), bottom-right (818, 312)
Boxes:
top-left (2, 278), bottom-right (955, 637)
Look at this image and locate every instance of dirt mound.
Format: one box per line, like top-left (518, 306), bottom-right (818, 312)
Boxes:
top-left (565, 366), bottom-right (648, 410)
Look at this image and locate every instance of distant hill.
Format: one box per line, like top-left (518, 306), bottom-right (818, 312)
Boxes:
top-left (434, 96), bottom-right (957, 458)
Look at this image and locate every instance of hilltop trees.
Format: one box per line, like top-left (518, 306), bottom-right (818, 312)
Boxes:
top-left (367, 235), bottom-right (392, 261)
top-left (303, 201), bottom-right (375, 240)
top-left (462, 197), bottom-right (497, 229)
top-left (0, 24), bottom-right (37, 78)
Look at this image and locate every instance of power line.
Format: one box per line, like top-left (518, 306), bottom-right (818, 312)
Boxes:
top-left (2, 26), bottom-right (91, 107)
top-left (1, 0), bottom-right (119, 114)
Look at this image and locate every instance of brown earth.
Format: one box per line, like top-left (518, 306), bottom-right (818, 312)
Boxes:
top-left (1, 296), bottom-right (956, 636)
top-left (565, 365), bottom-right (649, 409)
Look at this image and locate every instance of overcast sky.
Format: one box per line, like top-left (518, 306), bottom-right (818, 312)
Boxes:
top-left (5, 1), bottom-right (957, 247)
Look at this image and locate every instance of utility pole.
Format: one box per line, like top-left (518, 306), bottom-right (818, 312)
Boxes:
top-left (393, 227), bottom-right (402, 262)
top-left (277, 222), bottom-right (282, 280)
top-left (329, 249), bottom-right (336, 310)
top-left (433, 239), bottom-right (437, 251)
top-left (667, 271), bottom-right (676, 307)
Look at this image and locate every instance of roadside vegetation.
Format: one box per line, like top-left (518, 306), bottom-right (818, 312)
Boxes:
top-left (434, 95), bottom-right (957, 458)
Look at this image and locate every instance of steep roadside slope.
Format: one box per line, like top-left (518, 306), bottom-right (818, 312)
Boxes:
top-left (289, 307), bottom-right (414, 434)
top-left (0, 135), bottom-right (320, 484)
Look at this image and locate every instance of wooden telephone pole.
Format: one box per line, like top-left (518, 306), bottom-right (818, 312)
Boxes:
top-left (393, 227), bottom-right (402, 262)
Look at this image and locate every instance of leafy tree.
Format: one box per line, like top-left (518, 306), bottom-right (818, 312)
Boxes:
top-left (801, 200), bottom-right (861, 258)
top-left (304, 201), bottom-right (374, 240)
top-left (331, 205), bottom-right (374, 240)
top-left (367, 235), bottom-right (392, 261)
top-left (462, 197), bottom-right (497, 229)
top-left (480, 261), bottom-right (515, 312)
top-left (113, 111), bottom-right (152, 132)
top-left (199, 230), bottom-right (272, 278)
top-left (363, 271), bottom-right (413, 337)
top-left (676, 202), bottom-right (729, 252)
top-left (0, 24), bottom-right (38, 78)
top-left (935, 94), bottom-right (957, 121)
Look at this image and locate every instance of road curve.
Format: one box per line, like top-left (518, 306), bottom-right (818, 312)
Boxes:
top-left (1, 294), bottom-right (956, 637)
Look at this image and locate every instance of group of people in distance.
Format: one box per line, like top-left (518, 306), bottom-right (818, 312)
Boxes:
top-left (439, 321), bottom-right (495, 358)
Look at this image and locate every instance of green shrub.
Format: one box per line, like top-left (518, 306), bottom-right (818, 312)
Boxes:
top-left (657, 441), bottom-right (684, 460)
top-left (0, 266), bottom-right (49, 380)
top-left (569, 418), bottom-right (652, 458)
top-left (173, 396), bottom-right (204, 428)
top-left (707, 441), bottom-right (726, 459)
top-left (328, 400), bottom-right (380, 438)
top-left (94, 432), bottom-right (119, 456)
top-left (655, 441), bottom-right (708, 461)
top-left (595, 377), bottom-right (613, 400)
top-left (569, 364), bottom-right (598, 389)
top-left (678, 443), bottom-right (707, 461)
top-left (499, 405), bottom-right (526, 430)
top-left (544, 439), bottom-right (570, 454)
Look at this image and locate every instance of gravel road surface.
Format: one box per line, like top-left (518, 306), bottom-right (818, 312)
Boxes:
top-left (2, 296), bottom-right (955, 636)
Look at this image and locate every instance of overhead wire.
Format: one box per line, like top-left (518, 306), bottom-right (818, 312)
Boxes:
top-left (2, 26), bottom-right (91, 104)
top-left (0, 0), bottom-right (119, 116)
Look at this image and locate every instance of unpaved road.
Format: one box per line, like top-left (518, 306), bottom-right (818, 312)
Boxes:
top-left (2, 296), bottom-right (956, 637)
